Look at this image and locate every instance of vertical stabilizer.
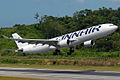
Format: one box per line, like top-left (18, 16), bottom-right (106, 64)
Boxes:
top-left (12, 33), bottom-right (28, 49)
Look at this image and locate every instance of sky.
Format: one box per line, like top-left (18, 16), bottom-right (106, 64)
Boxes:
top-left (0, 0), bottom-right (120, 27)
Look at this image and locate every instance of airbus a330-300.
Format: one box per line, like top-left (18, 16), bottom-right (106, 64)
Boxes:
top-left (3, 23), bottom-right (118, 55)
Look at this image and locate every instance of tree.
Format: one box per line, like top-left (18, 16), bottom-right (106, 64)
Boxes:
top-left (34, 12), bottom-right (39, 23)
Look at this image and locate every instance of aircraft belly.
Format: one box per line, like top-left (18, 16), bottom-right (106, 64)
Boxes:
top-left (24, 45), bottom-right (56, 54)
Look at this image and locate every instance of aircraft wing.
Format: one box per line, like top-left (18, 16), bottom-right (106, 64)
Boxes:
top-left (2, 35), bottom-right (58, 46)
top-left (3, 35), bottom-right (76, 47)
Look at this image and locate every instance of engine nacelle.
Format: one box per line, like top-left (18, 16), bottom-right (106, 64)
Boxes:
top-left (81, 40), bottom-right (95, 47)
top-left (58, 39), bottom-right (70, 47)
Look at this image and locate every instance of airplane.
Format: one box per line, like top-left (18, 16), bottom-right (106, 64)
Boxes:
top-left (3, 23), bottom-right (118, 55)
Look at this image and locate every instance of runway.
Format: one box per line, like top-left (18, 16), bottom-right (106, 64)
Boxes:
top-left (0, 67), bottom-right (120, 80)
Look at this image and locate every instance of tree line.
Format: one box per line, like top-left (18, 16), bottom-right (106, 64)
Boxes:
top-left (0, 7), bottom-right (120, 56)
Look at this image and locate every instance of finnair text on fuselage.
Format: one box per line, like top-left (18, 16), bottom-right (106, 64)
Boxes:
top-left (56, 26), bottom-right (101, 40)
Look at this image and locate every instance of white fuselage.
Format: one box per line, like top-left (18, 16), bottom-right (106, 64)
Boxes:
top-left (22, 23), bottom-right (118, 53)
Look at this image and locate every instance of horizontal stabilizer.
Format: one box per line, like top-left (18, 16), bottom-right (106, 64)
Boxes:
top-left (3, 49), bottom-right (17, 51)
top-left (2, 35), bottom-right (10, 39)
top-left (3, 49), bottom-right (23, 52)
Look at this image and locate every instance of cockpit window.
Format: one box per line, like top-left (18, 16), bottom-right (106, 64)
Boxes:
top-left (109, 24), bottom-right (114, 26)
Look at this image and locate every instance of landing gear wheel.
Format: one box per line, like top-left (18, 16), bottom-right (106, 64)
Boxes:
top-left (70, 47), bottom-right (74, 53)
top-left (67, 52), bottom-right (72, 55)
top-left (53, 49), bottom-right (60, 55)
top-left (67, 47), bottom-right (74, 55)
top-left (105, 36), bottom-right (110, 41)
top-left (23, 53), bottom-right (26, 56)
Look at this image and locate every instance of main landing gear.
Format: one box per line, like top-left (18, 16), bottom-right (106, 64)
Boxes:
top-left (67, 47), bottom-right (74, 55)
top-left (54, 47), bottom-right (74, 55)
top-left (23, 53), bottom-right (26, 56)
top-left (53, 49), bottom-right (60, 55)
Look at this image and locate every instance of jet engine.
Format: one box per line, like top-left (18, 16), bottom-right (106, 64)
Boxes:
top-left (58, 39), bottom-right (70, 47)
top-left (81, 40), bottom-right (95, 47)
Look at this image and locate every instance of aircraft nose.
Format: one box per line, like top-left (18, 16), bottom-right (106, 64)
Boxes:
top-left (108, 24), bottom-right (118, 32)
top-left (114, 25), bottom-right (118, 31)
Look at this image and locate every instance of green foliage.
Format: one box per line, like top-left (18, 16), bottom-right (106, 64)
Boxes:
top-left (0, 7), bottom-right (120, 57)
top-left (0, 57), bottom-right (120, 66)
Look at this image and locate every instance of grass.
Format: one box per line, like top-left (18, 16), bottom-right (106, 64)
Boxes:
top-left (0, 64), bottom-right (120, 72)
top-left (0, 56), bottom-right (120, 72)
top-left (0, 76), bottom-right (45, 80)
